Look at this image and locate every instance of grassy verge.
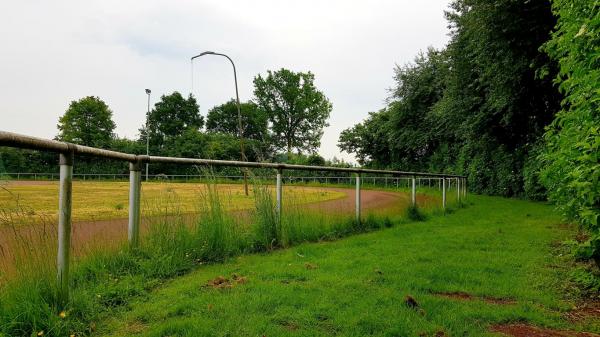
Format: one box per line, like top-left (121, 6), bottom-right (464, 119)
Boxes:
top-left (95, 195), bottom-right (598, 336)
top-left (0, 181), bottom-right (431, 336)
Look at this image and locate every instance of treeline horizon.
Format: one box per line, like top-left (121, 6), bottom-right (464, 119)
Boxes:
top-left (0, 68), bottom-right (352, 176)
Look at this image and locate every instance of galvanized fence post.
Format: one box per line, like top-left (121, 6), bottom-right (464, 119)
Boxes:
top-left (57, 151), bottom-right (74, 308)
top-left (355, 173), bottom-right (361, 224)
top-left (128, 160), bottom-right (142, 248)
top-left (276, 169), bottom-right (282, 224)
top-left (442, 177), bottom-right (447, 211)
top-left (457, 177), bottom-right (461, 204)
top-left (411, 176), bottom-right (416, 206)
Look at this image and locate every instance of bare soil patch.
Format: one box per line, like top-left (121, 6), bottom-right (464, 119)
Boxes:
top-left (567, 301), bottom-right (600, 322)
top-left (490, 323), bottom-right (600, 337)
top-left (204, 274), bottom-right (247, 289)
top-left (433, 291), bottom-right (516, 305)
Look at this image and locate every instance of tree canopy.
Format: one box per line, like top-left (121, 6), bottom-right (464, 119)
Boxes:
top-left (57, 96), bottom-right (116, 147)
top-left (142, 92), bottom-right (203, 151)
top-left (253, 68), bottom-right (332, 155)
top-left (205, 99), bottom-right (268, 141)
top-left (339, 0), bottom-right (560, 197)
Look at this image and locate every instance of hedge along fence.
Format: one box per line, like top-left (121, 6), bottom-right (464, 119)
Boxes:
top-left (0, 130), bottom-right (466, 308)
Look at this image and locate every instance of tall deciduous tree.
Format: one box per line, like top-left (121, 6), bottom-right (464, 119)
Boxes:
top-left (339, 0), bottom-right (561, 198)
top-left (205, 99), bottom-right (268, 141)
top-left (142, 92), bottom-right (203, 151)
top-left (253, 69), bottom-right (332, 155)
top-left (57, 96), bottom-right (116, 147)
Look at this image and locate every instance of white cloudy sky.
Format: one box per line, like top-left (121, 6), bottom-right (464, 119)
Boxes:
top-left (0, 0), bottom-right (451, 162)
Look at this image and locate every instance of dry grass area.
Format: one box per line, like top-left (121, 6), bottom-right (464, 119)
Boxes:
top-left (0, 180), bottom-right (345, 223)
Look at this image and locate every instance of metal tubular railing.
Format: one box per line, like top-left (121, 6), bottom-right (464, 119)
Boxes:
top-left (0, 130), bottom-right (467, 307)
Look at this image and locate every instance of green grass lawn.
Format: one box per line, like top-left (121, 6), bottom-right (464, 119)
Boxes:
top-left (96, 195), bottom-right (599, 336)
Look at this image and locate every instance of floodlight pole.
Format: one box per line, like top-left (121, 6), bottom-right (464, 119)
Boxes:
top-left (145, 89), bottom-right (151, 181)
top-left (191, 51), bottom-right (249, 196)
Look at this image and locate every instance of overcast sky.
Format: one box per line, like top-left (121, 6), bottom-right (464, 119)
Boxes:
top-left (0, 0), bottom-right (451, 162)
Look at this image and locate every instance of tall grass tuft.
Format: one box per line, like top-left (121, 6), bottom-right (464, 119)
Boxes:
top-left (405, 204), bottom-right (427, 221)
top-left (0, 191), bottom-right (63, 336)
top-left (252, 182), bottom-right (280, 250)
top-left (194, 178), bottom-right (241, 262)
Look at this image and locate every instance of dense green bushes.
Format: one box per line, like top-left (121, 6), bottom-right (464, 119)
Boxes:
top-left (338, 0), bottom-right (561, 198)
top-left (540, 0), bottom-right (600, 266)
top-left (337, 0), bottom-right (598, 268)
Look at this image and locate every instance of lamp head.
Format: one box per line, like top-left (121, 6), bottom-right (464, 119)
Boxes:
top-left (145, 89), bottom-right (151, 94)
top-left (191, 51), bottom-right (215, 60)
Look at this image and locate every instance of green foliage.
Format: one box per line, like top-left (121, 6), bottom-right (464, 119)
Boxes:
top-left (142, 92), bottom-right (203, 152)
top-left (338, 109), bottom-right (392, 167)
top-left (405, 204), bottom-right (426, 221)
top-left (206, 99), bottom-right (268, 141)
top-left (57, 96), bottom-right (116, 147)
top-left (254, 68), bottom-right (332, 155)
top-left (339, 0), bottom-right (560, 197)
top-left (523, 143), bottom-right (548, 201)
top-left (539, 0), bottom-right (600, 266)
top-left (570, 267), bottom-right (600, 294)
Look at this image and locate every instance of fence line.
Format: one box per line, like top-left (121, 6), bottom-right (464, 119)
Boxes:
top-left (0, 130), bottom-right (466, 307)
top-left (1, 172), bottom-right (462, 188)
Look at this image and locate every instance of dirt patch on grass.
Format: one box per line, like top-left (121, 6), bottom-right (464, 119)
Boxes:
top-left (305, 262), bottom-right (318, 270)
top-left (204, 274), bottom-right (247, 289)
top-left (490, 323), bottom-right (600, 337)
top-left (566, 301), bottom-right (600, 322)
top-left (433, 291), bottom-right (516, 305)
top-left (124, 320), bottom-right (147, 334)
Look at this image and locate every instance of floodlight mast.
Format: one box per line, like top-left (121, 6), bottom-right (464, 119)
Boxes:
top-left (145, 88), bottom-right (151, 181)
top-left (191, 51), bottom-right (249, 196)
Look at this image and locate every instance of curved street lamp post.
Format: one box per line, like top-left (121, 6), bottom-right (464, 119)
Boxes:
top-left (191, 51), bottom-right (249, 196)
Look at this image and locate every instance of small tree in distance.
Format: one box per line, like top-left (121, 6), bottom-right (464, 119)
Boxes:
top-left (57, 96), bottom-right (116, 148)
top-left (141, 91), bottom-right (203, 153)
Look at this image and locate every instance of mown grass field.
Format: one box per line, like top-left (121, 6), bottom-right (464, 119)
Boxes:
top-left (0, 181), bottom-right (345, 222)
top-left (93, 195), bottom-right (599, 336)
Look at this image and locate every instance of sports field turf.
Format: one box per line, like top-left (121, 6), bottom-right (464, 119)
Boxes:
top-left (0, 181), bottom-right (345, 222)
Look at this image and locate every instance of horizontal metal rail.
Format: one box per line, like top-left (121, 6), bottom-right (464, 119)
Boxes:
top-left (0, 131), bottom-right (464, 178)
top-left (0, 130), bottom-right (467, 308)
top-left (1, 172), bottom-right (462, 182)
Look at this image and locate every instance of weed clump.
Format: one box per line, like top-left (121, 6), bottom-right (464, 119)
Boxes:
top-left (252, 183), bottom-right (280, 251)
top-left (405, 205), bottom-right (426, 221)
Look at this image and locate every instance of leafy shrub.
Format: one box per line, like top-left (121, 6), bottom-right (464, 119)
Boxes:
top-left (540, 0), bottom-right (600, 267)
top-left (523, 143), bottom-right (547, 201)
